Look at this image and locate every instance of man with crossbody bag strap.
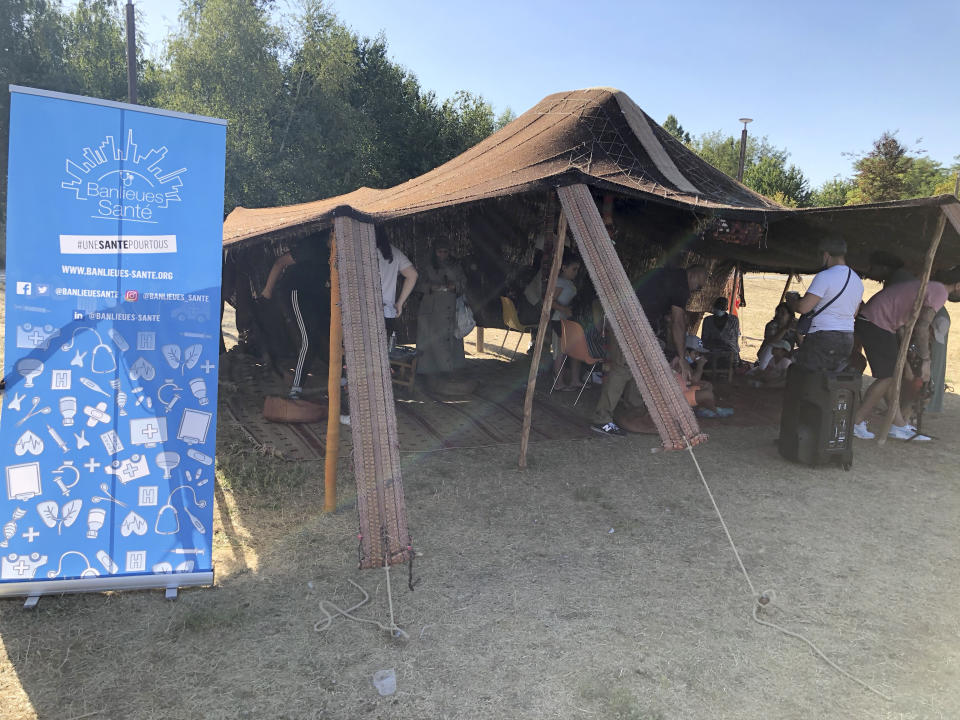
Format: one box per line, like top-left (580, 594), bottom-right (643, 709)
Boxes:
top-left (786, 236), bottom-right (864, 372)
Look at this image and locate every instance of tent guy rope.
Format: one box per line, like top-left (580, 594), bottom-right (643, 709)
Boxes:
top-left (682, 437), bottom-right (891, 702)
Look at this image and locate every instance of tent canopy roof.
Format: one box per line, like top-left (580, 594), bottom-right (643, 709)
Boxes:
top-left (223, 87), bottom-right (960, 275)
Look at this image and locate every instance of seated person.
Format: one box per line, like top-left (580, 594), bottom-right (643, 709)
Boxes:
top-left (748, 339), bottom-right (793, 388)
top-left (756, 302), bottom-right (798, 369)
top-left (676, 336), bottom-right (733, 418)
top-left (700, 297), bottom-right (740, 363)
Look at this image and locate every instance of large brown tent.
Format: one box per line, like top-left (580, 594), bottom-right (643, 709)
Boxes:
top-left (224, 87), bottom-right (960, 274)
top-left (221, 87), bottom-right (960, 569)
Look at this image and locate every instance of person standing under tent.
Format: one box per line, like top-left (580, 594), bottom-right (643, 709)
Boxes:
top-left (852, 272), bottom-right (960, 440)
top-left (786, 237), bottom-right (863, 373)
top-left (634, 264), bottom-right (708, 382)
top-left (261, 236), bottom-right (330, 399)
top-left (377, 236), bottom-right (418, 335)
top-left (416, 243), bottom-right (467, 375)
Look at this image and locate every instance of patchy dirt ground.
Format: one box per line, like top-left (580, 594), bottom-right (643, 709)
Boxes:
top-left (2, 275), bottom-right (960, 719)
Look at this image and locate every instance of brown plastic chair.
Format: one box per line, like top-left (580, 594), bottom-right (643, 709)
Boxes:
top-left (550, 319), bottom-right (603, 405)
top-left (499, 296), bottom-right (539, 356)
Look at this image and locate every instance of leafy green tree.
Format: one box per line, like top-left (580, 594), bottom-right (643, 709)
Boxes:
top-left (159, 0), bottom-right (285, 211)
top-left (61, 0), bottom-right (128, 101)
top-left (494, 107), bottom-right (517, 131)
top-left (846, 131), bottom-right (912, 204)
top-left (662, 114), bottom-right (691, 145)
top-left (691, 131), bottom-right (812, 206)
top-left (743, 153), bottom-right (810, 207)
top-left (810, 178), bottom-right (854, 207)
top-left (901, 156), bottom-right (952, 198)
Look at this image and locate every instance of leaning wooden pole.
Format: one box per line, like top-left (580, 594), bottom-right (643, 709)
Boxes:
top-left (876, 212), bottom-right (947, 445)
top-left (323, 230), bottom-right (342, 512)
top-left (518, 213), bottom-right (567, 468)
top-left (778, 272), bottom-right (794, 304)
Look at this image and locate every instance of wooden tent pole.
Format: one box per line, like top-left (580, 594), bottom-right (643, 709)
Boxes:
top-left (323, 230), bottom-right (342, 512)
top-left (778, 272), bottom-right (794, 304)
top-left (518, 212), bottom-right (567, 468)
top-left (876, 212), bottom-right (947, 445)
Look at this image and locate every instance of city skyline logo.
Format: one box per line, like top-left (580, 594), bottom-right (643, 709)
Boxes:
top-left (61, 129), bottom-right (187, 225)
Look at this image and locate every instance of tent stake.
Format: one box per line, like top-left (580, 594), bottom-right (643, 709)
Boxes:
top-left (324, 230), bottom-right (342, 512)
top-left (875, 212), bottom-right (946, 445)
top-left (519, 212), bottom-right (567, 468)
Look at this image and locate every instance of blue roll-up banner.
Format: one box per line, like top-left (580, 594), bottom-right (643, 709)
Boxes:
top-left (1, 87), bottom-right (226, 597)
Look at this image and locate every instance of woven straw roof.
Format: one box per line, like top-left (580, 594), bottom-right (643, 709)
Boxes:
top-left (223, 87), bottom-right (960, 274)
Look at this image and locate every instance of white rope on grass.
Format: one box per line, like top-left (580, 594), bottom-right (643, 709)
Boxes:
top-left (682, 437), bottom-right (891, 702)
top-left (315, 570), bottom-right (409, 640)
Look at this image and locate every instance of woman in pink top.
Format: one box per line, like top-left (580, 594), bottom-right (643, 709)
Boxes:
top-left (853, 273), bottom-right (960, 440)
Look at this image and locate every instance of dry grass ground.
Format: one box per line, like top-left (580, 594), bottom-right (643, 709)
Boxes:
top-left (2, 275), bottom-right (960, 719)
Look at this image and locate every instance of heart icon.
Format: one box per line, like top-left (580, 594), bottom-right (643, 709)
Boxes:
top-left (120, 510), bottom-right (148, 536)
top-left (15, 430), bottom-right (44, 456)
top-left (128, 357), bottom-right (156, 382)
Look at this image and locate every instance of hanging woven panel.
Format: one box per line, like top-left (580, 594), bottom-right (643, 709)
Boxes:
top-left (556, 184), bottom-right (707, 451)
top-left (334, 215), bottom-right (411, 568)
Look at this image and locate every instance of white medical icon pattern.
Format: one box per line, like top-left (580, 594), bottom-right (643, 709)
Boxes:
top-left (2, 315), bottom-right (217, 583)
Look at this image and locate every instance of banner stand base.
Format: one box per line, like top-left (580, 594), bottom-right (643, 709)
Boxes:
top-left (1, 571), bottom-right (214, 602)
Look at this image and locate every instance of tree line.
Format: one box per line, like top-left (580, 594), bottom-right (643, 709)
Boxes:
top-left (1, 0), bottom-right (957, 247)
top-left (663, 115), bottom-right (959, 208)
top-left (0, 0), bottom-right (513, 234)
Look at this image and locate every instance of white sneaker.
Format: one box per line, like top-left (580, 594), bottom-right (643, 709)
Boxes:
top-left (888, 424), bottom-right (930, 441)
top-left (853, 421), bottom-right (874, 440)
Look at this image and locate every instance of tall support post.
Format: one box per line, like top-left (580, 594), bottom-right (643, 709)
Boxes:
top-left (125, 0), bottom-right (137, 104)
top-left (518, 214), bottom-right (567, 468)
top-left (876, 212), bottom-right (947, 445)
top-left (778, 272), bottom-right (794, 304)
top-left (323, 231), bottom-right (341, 512)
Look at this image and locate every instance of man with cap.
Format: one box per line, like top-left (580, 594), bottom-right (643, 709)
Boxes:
top-left (786, 236), bottom-right (864, 373)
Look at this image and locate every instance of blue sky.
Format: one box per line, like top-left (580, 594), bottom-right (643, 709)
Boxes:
top-left (119, 0), bottom-right (958, 188)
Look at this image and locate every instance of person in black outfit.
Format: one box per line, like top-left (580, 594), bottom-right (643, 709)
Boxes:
top-left (261, 237), bottom-right (331, 399)
top-left (634, 265), bottom-right (707, 382)
top-left (590, 264), bottom-right (706, 436)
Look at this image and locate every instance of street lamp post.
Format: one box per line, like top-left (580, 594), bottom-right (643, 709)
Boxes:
top-left (736, 117), bottom-right (752, 182)
top-left (125, 0), bottom-right (137, 104)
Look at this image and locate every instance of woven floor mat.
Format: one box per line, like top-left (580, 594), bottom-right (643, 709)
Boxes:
top-left (221, 380), bottom-right (594, 458)
top-left (395, 383), bottom-right (593, 452)
top-left (223, 392), bottom-right (333, 461)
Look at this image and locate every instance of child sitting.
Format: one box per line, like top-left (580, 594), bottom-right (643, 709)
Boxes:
top-left (676, 336), bottom-right (734, 418)
top-left (748, 339), bottom-right (793, 388)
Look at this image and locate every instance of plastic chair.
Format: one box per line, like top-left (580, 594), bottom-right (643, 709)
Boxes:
top-left (499, 296), bottom-right (539, 356)
top-left (550, 319), bottom-right (603, 405)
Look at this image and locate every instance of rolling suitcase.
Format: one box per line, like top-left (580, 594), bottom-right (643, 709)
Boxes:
top-left (778, 364), bottom-right (859, 470)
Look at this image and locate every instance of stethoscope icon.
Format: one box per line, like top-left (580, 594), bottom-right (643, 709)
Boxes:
top-left (155, 485), bottom-right (207, 535)
top-left (61, 328), bottom-right (116, 374)
top-left (52, 461), bottom-right (80, 496)
top-left (158, 379), bottom-right (183, 414)
top-left (47, 551), bottom-right (99, 578)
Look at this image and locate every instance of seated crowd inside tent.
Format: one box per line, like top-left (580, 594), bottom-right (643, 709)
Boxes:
top-left (242, 223), bottom-right (959, 444)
